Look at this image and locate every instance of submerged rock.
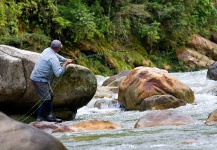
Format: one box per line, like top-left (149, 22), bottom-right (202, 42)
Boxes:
top-left (118, 67), bottom-right (194, 110)
top-left (53, 120), bottom-right (121, 133)
top-left (94, 99), bottom-right (122, 109)
top-left (29, 121), bottom-right (60, 130)
top-left (205, 109), bottom-right (217, 125)
top-left (0, 112), bottom-right (66, 150)
top-left (134, 110), bottom-right (195, 128)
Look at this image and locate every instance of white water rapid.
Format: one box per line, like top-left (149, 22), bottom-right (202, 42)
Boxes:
top-left (54, 69), bottom-right (217, 150)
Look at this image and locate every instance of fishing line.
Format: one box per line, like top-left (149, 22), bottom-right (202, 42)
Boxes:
top-left (19, 74), bottom-right (64, 122)
top-left (18, 50), bottom-right (130, 122)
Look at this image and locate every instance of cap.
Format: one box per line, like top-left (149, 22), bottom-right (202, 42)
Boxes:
top-left (50, 40), bottom-right (62, 48)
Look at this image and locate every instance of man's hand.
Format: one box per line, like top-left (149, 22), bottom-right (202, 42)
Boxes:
top-left (63, 59), bottom-right (72, 66)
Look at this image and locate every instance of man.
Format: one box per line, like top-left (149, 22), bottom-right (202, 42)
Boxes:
top-left (30, 40), bottom-right (72, 122)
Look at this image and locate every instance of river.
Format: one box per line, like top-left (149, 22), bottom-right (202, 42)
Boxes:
top-left (53, 69), bottom-right (217, 150)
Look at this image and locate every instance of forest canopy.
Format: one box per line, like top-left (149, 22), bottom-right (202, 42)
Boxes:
top-left (1, 0), bottom-right (217, 74)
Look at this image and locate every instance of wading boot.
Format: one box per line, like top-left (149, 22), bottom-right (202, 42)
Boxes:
top-left (36, 117), bottom-right (43, 122)
top-left (47, 113), bottom-right (62, 123)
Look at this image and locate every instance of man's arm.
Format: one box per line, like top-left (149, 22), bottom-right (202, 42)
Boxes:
top-left (50, 58), bottom-right (72, 77)
top-left (56, 53), bottom-right (67, 62)
top-left (50, 57), bottom-right (66, 77)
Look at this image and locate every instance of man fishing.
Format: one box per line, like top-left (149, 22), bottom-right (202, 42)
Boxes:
top-left (30, 40), bottom-right (72, 122)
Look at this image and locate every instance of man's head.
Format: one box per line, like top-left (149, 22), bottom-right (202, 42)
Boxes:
top-left (50, 40), bottom-right (62, 52)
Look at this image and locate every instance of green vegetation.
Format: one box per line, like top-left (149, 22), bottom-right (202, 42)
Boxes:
top-left (1, 0), bottom-right (217, 75)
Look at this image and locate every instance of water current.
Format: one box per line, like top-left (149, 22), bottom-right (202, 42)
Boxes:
top-left (54, 69), bottom-right (217, 150)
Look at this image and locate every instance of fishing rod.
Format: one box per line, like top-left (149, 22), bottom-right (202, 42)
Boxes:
top-left (70, 50), bottom-right (131, 61)
top-left (19, 50), bottom-right (130, 122)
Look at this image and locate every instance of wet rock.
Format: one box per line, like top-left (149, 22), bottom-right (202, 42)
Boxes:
top-left (205, 109), bottom-right (217, 125)
top-left (53, 120), bottom-right (121, 133)
top-left (207, 61), bottom-right (217, 81)
top-left (107, 76), bottom-right (126, 87)
top-left (102, 70), bottom-right (130, 86)
top-left (96, 75), bottom-right (109, 87)
top-left (134, 110), bottom-right (195, 128)
top-left (118, 67), bottom-right (194, 110)
top-left (94, 99), bottom-right (121, 109)
top-left (0, 112), bottom-right (66, 150)
top-left (140, 95), bottom-right (187, 111)
top-left (94, 86), bottom-right (118, 98)
top-left (29, 121), bottom-right (60, 130)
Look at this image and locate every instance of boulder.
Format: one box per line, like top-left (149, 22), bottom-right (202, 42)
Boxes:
top-left (107, 76), bottom-right (126, 88)
top-left (134, 110), bottom-right (195, 128)
top-left (0, 112), bottom-right (67, 150)
top-left (118, 67), bottom-right (194, 110)
top-left (0, 51), bottom-right (26, 102)
top-left (176, 47), bottom-right (214, 68)
top-left (0, 45), bottom-right (97, 119)
top-left (176, 35), bottom-right (217, 69)
top-left (188, 34), bottom-right (217, 60)
top-left (53, 120), bottom-right (121, 133)
top-left (139, 95), bottom-right (187, 111)
top-left (205, 109), bottom-right (217, 125)
top-left (102, 70), bottom-right (130, 86)
top-left (207, 61), bottom-right (217, 80)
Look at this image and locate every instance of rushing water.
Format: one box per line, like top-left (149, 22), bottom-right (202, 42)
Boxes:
top-left (53, 70), bottom-right (217, 150)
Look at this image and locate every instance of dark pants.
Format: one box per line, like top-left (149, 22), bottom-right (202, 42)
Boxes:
top-left (31, 81), bottom-right (54, 118)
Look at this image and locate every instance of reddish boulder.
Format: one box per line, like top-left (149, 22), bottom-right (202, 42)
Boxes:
top-left (53, 120), bottom-right (121, 133)
top-left (118, 67), bottom-right (194, 110)
top-left (134, 110), bottom-right (195, 128)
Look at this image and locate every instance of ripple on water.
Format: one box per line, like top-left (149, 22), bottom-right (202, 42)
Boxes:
top-left (54, 70), bottom-right (217, 150)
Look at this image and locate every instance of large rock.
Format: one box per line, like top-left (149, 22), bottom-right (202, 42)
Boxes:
top-left (205, 109), bottom-right (217, 125)
top-left (0, 51), bottom-right (26, 102)
top-left (188, 34), bottom-right (217, 60)
top-left (107, 76), bottom-right (126, 88)
top-left (176, 35), bottom-right (217, 69)
top-left (102, 70), bottom-right (130, 86)
top-left (0, 45), bottom-right (97, 119)
top-left (118, 67), bottom-right (194, 110)
top-left (207, 61), bottom-right (217, 80)
top-left (139, 95), bottom-right (187, 111)
top-left (52, 120), bottom-right (121, 133)
top-left (0, 111), bottom-right (67, 150)
top-left (176, 48), bottom-right (214, 68)
top-left (134, 110), bottom-right (195, 128)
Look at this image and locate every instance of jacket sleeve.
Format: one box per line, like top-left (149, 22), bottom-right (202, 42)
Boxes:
top-left (56, 53), bottom-right (67, 63)
top-left (50, 57), bottom-right (66, 77)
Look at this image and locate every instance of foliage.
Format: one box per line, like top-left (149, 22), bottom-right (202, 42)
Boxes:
top-left (1, 0), bottom-right (217, 74)
top-left (53, 0), bottom-right (101, 43)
